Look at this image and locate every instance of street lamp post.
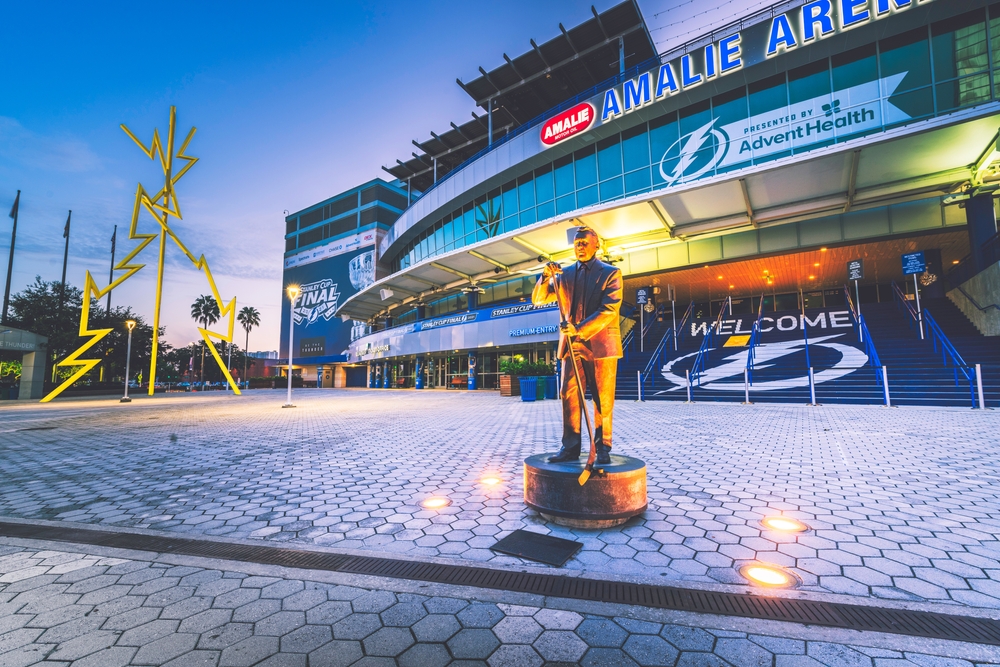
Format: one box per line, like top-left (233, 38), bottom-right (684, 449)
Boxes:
top-left (121, 319), bottom-right (136, 403)
top-left (283, 286), bottom-right (299, 408)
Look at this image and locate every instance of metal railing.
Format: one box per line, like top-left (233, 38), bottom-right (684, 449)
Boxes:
top-left (622, 301), bottom-right (662, 362)
top-left (845, 286), bottom-right (885, 388)
top-left (640, 302), bottom-right (694, 396)
top-left (691, 297), bottom-right (731, 386)
top-left (891, 281), bottom-right (975, 405)
top-left (745, 296), bottom-right (766, 386)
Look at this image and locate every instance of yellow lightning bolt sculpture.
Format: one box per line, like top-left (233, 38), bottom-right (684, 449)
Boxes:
top-left (41, 106), bottom-right (241, 402)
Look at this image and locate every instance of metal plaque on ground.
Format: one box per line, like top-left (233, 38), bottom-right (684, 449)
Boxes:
top-left (490, 529), bottom-right (583, 566)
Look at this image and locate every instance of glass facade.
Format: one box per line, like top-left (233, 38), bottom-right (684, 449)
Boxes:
top-left (285, 181), bottom-right (408, 255)
top-left (391, 7), bottom-right (999, 273)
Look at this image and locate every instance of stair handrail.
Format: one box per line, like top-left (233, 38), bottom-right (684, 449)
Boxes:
top-left (691, 296), bottom-right (731, 386)
top-left (923, 308), bottom-right (976, 406)
top-left (843, 283), bottom-right (864, 343)
top-left (640, 301), bottom-right (694, 393)
top-left (891, 281), bottom-right (920, 329)
top-left (843, 286), bottom-right (885, 388)
top-left (745, 296), bottom-right (766, 385)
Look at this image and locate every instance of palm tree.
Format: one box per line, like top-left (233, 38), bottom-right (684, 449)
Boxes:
top-left (237, 306), bottom-right (260, 389)
top-left (190, 295), bottom-right (220, 387)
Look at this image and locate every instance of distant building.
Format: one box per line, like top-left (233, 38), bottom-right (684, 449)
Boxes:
top-left (278, 179), bottom-right (409, 387)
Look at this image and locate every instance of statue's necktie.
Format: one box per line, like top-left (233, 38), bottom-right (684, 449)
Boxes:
top-left (572, 264), bottom-right (587, 324)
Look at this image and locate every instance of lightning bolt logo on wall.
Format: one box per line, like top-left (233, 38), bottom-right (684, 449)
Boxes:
top-left (292, 278), bottom-right (341, 326)
top-left (660, 118), bottom-right (730, 186)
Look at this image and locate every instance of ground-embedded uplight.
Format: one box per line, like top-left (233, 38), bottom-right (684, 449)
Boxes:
top-left (422, 497), bottom-right (451, 509)
top-left (761, 516), bottom-right (808, 532)
top-left (740, 564), bottom-right (794, 587)
top-left (481, 476), bottom-right (502, 486)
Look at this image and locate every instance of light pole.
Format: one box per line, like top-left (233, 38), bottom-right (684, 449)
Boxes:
top-left (121, 319), bottom-right (136, 403)
top-left (283, 285), bottom-right (299, 408)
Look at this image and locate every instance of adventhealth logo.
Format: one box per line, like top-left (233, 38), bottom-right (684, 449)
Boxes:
top-left (292, 278), bottom-right (341, 326)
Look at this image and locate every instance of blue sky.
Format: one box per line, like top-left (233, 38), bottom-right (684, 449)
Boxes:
top-left (0, 0), bottom-right (613, 349)
top-left (0, 0), bottom-right (761, 351)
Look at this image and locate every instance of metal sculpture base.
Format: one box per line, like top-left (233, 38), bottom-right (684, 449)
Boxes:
top-left (523, 453), bottom-right (647, 529)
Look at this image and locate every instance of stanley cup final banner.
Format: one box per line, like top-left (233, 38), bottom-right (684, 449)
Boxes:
top-left (280, 242), bottom-right (376, 362)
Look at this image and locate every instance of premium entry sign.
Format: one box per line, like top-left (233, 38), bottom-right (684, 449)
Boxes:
top-left (847, 260), bottom-right (864, 281)
top-left (902, 251), bottom-right (926, 276)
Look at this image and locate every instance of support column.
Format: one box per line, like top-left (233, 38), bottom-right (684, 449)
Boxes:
top-left (415, 356), bottom-right (424, 389)
top-left (416, 305), bottom-right (426, 321)
top-left (466, 290), bottom-right (478, 312)
top-left (967, 194), bottom-right (998, 274)
top-left (467, 351), bottom-right (477, 390)
top-left (368, 362), bottom-right (376, 388)
top-left (19, 350), bottom-right (45, 400)
top-left (382, 362), bottom-right (390, 389)
top-left (316, 365), bottom-right (324, 389)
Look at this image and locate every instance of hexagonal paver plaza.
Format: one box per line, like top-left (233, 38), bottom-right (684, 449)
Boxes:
top-left (1, 388), bottom-right (1000, 665)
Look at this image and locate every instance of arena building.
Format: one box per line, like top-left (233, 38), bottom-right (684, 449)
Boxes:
top-left (281, 0), bottom-right (1000, 406)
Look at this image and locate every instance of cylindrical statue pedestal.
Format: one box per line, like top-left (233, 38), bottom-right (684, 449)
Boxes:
top-left (523, 454), bottom-right (647, 529)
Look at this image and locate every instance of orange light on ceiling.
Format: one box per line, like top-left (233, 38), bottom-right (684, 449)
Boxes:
top-left (761, 516), bottom-right (808, 532)
top-left (952, 259), bottom-right (961, 265)
top-left (820, 247), bottom-right (828, 252)
top-left (813, 262), bottom-right (820, 267)
top-left (717, 275), bottom-right (723, 280)
top-left (729, 285), bottom-right (735, 289)
top-left (421, 497), bottom-right (451, 509)
top-left (809, 275), bottom-right (816, 280)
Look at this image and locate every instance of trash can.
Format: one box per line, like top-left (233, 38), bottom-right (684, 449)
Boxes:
top-left (544, 375), bottom-right (558, 400)
top-left (519, 376), bottom-right (537, 402)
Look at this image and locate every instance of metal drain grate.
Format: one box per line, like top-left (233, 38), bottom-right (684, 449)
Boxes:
top-left (2, 520), bottom-right (999, 645)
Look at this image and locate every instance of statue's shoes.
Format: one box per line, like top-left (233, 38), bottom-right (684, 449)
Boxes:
top-left (596, 447), bottom-right (612, 465)
top-left (548, 449), bottom-right (581, 463)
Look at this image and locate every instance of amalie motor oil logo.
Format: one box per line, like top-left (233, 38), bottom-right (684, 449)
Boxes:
top-left (540, 102), bottom-right (596, 147)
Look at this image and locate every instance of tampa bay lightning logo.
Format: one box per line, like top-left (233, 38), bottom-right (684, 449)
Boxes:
top-left (656, 335), bottom-right (867, 393)
top-left (659, 118), bottom-right (729, 187)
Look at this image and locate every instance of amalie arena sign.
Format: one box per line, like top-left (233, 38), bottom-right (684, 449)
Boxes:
top-left (539, 0), bottom-right (933, 148)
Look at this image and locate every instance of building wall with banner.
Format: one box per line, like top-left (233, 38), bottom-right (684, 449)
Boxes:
top-left (279, 242), bottom-right (377, 364)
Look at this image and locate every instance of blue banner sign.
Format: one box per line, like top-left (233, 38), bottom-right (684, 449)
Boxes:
top-left (901, 251), bottom-right (926, 275)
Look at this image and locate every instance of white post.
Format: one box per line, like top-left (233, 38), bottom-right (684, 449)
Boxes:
top-left (637, 370), bottom-right (642, 402)
top-left (640, 305), bottom-right (644, 353)
top-left (227, 344), bottom-right (233, 394)
top-left (855, 280), bottom-right (863, 344)
top-left (914, 274), bottom-right (924, 340)
top-left (121, 328), bottom-right (133, 403)
top-left (882, 365), bottom-right (891, 407)
top-left (672, 299), bottom-right (677, 351)
top-left (809, 367), bottom-right (816, 406)
top-left (976, 363), bottom-right (985, 409)
top-left (685, 369), bottom-right (692, 403)
top-left (284, 289), bottom-right (298, 408)
top-left (743, 368), bottom-right (750, 404)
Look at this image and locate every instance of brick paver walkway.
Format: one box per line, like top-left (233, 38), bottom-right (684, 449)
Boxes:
top-left (1, 390), bottom-right (999, 611)
top-left (2, 389), bottom-right (1000, 665)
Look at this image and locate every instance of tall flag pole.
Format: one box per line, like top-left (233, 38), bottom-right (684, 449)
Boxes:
top-left (2, 191), bottom-right (19, 325)
top-left (60, 210), bottom-right (72, 313)
top-left (106, 225), bottom-right (117, 315)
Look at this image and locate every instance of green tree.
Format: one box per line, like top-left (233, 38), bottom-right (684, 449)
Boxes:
top-left (8, 276), bottom-right (85, 378)
top-left (237, 306), bottom-right (260, 388)
top-left (190, 295), bottom-right (220, 387)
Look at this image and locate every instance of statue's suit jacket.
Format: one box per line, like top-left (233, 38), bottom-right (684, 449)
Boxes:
top-left (532, 260), bottom-right (624, 360)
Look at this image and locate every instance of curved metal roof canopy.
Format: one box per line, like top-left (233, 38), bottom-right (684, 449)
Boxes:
top-left (341, 108), bottom-right (1000, 323)
top-left (383, 1), bottom-right (657, 194)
